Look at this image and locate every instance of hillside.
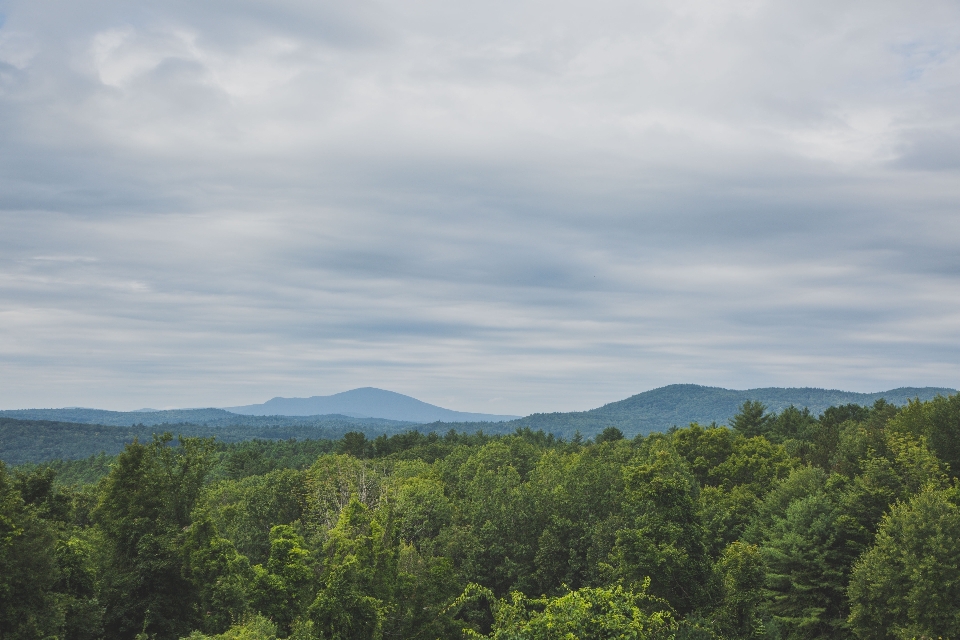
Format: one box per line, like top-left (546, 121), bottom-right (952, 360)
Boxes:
top-left (505, 384), bottom-right (956, 437)
top-left (3, 385), bottom-right (955, 463)
top-left (0, 416), bottom-right (415, 465)
top-left (7, 393), bottom-right (960, 640)
top-left (226, 387), bottom-right (519, 422)
top-left (0, 407), bottom-right (415, 429)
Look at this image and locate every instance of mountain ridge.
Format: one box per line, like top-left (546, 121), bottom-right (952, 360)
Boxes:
top-left (3, 385), bottom-right (956, 465)
top-left (500, 384), bottom-right (957, 437)
top-left (225, 387), bottom-right (519, 423)
top-left (0, 407), bottom-right (414, 429)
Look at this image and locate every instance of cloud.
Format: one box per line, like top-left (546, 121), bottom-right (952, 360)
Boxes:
top-left (0, 0), bottom-right (959, 412)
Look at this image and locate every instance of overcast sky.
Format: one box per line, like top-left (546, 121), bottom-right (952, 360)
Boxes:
top-left (1, 0), bottom-right (959, 413)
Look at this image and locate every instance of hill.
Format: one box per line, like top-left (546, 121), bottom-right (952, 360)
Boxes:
top-left (0, 415), bottom-right (414, 465)
top-left (0, 407), bottom-right (415, 429)
top-left (225, 387), bottom-right (519, 422)
top-left (3, 385), bottom-right (955, 464)
top-left (502, 384), bottom-right (957, 437)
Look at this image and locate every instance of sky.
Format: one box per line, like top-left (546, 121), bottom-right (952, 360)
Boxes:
top-left (1, 0), bottom-right (959, 414)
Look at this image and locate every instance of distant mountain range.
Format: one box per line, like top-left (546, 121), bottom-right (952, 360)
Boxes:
top-left (2, 384), bottom-right (955, 463)
top-left (0, 416), bottom-right (403, 466)
top-left (225, 388), bottom-right (519, 423)
top-left (0, 407), bottom-right (414, 429)
top-left (499, 384), bottom-right (957, 438)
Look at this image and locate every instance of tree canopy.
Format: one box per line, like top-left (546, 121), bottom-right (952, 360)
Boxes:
top-left (2, 393), bottom-right (958, 639)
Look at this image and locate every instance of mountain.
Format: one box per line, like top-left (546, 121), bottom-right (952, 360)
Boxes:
top-left (0, 416), bottom-right (409, 466)
top-left (498, 384), bottom-right (957, 438)
top-left (4, 384), bottom-right (956, 464)
top-left (225, 387), bottom-right (519, 423)
top-left (0, 407), bottom-right (413, 429)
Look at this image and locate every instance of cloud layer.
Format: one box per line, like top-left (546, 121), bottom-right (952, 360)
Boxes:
top-left (1, 0), bottom-right (959, 413)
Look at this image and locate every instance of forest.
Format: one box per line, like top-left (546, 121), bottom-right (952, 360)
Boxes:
top-left (2, 393), bottom-right (960, 640)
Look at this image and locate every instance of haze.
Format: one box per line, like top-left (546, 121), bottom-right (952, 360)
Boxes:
top-left (1, 0), bottom-right (958, 414)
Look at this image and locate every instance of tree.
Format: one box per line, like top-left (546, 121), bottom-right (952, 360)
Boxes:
top-left (730, 401), bottom-right (773, 438)
top-left (202, 468), bottom-right (307, 565)
top-left (610, 446), bottom-right (709, 613)
top-left (183, 614), bottom-right (279, 640)
top-left (803, 405), bottom-right (870, 469)
top-left (769, 406), bottom-right (817, 444)
top-left (251, 525), bottom-right (315, 635)
top-left (94, 435), bottom-right (215, 640)
top-left (0, 462), bottom-right (64, 639)
top-left (524, 442), bottom-right (633, 595)
top-left (887, 393), bottom-right (960, 478)
top-left (309, 498), bottom-right (393, 640)
top-left (455, 441), bottom-right (535, 595)
top-left (595, 427), bottom-right (625, 444)
top-left (184, 515), bottom-right (255, 634)
top-left (760, 492), bottom-right (846, 640)
top-left (847, 485), bottom-right (960, 640)
top-left (713, 542), bottom-right (767, 639)
top-left (482, 583), bottom-right (675, 640)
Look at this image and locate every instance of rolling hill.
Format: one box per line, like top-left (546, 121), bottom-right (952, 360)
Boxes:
top-left (501, 384), bottom-right (957, 437)
top-left (0, 407), bottom-right (414, 429)
top-left (225, 387), bottom-right (519, 423)
top-left (3, 384), bottom-right (955, 464)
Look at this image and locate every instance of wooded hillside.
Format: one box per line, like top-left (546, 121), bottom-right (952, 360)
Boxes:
top-left (2, 393), bottom-right (959, 639)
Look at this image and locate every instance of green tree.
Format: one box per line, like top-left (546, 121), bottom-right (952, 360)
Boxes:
top-left (887, 393), bottom-right (960, 478)
top-left (525, 442), bottom-right (633, 595)
top-left (769, 406), bottom-right (817, 444)
top-left (184, 515), bottom-right (255, 634)
top-left (610, 447), bottom-right (709, 613)
top-left (712, 542), bottom-right (766, 639)
top-left (455, 441), bottom-right (536, 595)
top-left (596, 427), bottom-right (625, 444)
top-left (251, 525), bottom-right (315, 635)
top-left (202, 469), bottom-right (307, 565)
top-left (183, 614), bottom-right (279, 640)
top-left (847, 485), bottom-right (960, 640)
top-left (94, 435), bottom-right (215, 640)
top-left (54, 533), bottom-right (105, 640)
top-left (482, 583), bottom-right (676, 640)
top-left (309, 498), bottom-right (393, 640)
top-left (760, 491), bottom-right (845, 640)
top-left (730, 401), bottom-right (773, 438)
top-left (803, 405), bottom-right (870, 469)
top-left (0, 462), bottom-right (64, 640)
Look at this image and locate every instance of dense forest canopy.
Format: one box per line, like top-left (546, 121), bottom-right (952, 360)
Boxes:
top-left (2, 393), bottom-right (960, 639)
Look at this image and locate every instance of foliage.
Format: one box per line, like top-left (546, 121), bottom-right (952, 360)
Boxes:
top-left (847, 485), bottom-right (960, 640)
top-left (481, 583), bottom-right (676, 640)
top-left (1, 394), bottom-right (959, 640)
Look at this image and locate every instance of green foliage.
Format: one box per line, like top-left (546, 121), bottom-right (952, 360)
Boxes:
top-left (182, 614), bottom-right (279, 640)
top-left (251, 525), bottom-right (315, 635)
top-left (203, 469), bottom-right (307, 565)
top-left (184, 515), bottom-right (255, 634)
top-left (95, 434), bottom-right (217, 640)
top-left (481, 583), bottom-right (676, 640)
top-left (309, 499), bottom-right (392, 640)
top-left (730, 401), bottom-right (773, 438)
top-left (847, 485), bottom-right (960, 640)
top-left (596, 427), bottom-right (626, 444)
top-left (3, 393), bottom-right (960, 640)
top-left (610, 445), bottom-right (709, 613)
top-left (712, 542), bottom-right (766, 639)
top-left (759, 491), bottom-right (846, 639)
top-left (887, 393), bottom-right (960, 477)
top-left (0, 462), bottom-right (64, 639)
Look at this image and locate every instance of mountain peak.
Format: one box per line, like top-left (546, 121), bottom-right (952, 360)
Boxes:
top-left (226, 388), bottom-right (518, 423)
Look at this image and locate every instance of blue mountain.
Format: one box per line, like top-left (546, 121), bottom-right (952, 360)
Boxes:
top-left (225, 387), bottom-right (519, 423)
